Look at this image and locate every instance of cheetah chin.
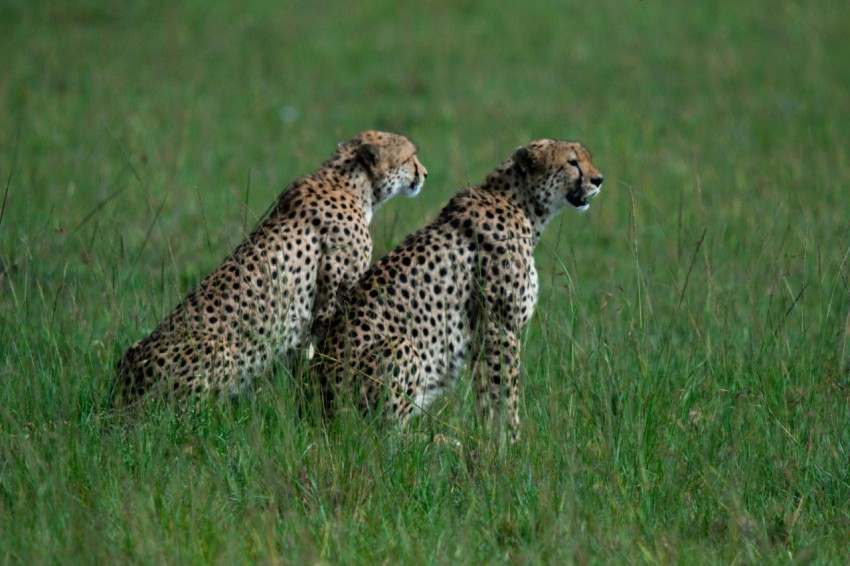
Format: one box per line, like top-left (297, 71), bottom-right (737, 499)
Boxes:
top-left (406, 179), bottom-right (425, 197)
top-left (567, 186), bottom-right (600, 211)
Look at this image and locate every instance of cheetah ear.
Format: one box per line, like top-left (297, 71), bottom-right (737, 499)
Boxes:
top-left (513, 146), bottom-right (536, 174)
top-left (357, 143), bottom-right (380, 169)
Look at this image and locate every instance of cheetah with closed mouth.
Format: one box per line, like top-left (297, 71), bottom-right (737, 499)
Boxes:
top-left (115, 130), bottom-right (427, 404)
top-left (316, 139), bottom-right (602, 441)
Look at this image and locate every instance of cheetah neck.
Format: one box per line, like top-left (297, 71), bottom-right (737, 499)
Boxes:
top-left (344, 167), bottom-right (376, 226)
top-left (315, 156), bottom-right (376, 225)
top-left (361, 189), bottom-right (374, 225)
top-left (481, 168), bottom-right (555, 245)
top-left (522, 199), bottom-right (561, 242)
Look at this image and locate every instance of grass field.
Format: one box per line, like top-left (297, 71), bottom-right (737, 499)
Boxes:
top-left (2, 0), bottom-right (850, 562)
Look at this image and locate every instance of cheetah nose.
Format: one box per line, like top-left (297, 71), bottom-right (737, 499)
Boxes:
top-left (590, 176), bottom-right (604, 188)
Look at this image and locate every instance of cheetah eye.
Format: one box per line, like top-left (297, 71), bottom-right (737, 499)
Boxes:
top-left (568, 158), bottom-right (579, 167)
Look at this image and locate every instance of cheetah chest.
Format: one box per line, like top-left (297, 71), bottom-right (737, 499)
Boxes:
top-left (520, 260), bottom-right (539, 328)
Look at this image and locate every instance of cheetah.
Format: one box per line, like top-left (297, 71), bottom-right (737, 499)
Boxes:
top-left (115, 130), bottom-right (427, 404)
top-left (315, 139), bottom-right (602, 441)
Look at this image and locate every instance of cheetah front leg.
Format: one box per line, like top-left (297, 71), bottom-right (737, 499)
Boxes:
top-left (309, 280), bottom-right (341, 362)
top-left (311, 236), bottom-right (372, 355)
top-left (476, 323), bottom-right (521, 443)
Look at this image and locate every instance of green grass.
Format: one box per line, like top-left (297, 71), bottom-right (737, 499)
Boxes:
top-left (2, 0), bottom-right (850, 562)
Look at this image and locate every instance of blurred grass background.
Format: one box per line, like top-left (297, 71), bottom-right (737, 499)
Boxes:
top-left (1, 0), bottom-right (849, 562)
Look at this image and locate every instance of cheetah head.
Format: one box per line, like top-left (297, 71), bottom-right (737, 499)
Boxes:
top-left (513, 140), bottom-right (603, 215)
top-left (351, 130), bottom-right (428, 208)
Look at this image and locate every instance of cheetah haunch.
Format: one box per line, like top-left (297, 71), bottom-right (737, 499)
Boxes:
top-left (115, 131), bottom-right (427, 403)
top-left (316, 139), bottom-right (602, 441)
